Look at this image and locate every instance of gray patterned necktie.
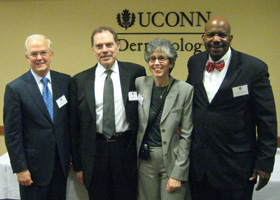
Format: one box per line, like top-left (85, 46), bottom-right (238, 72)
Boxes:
top-left (102, 70), bottom-right (115, 138)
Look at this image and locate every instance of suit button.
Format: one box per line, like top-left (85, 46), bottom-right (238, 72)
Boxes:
top-left (162, 129), bottom-right (166, 133)
top-left (163, 141), bottom-right (167, 145)
top-left (204, 125), bottom-right (208, 129)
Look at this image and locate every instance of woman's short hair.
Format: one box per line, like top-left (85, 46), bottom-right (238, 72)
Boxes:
top-left (144, 38), bottom-right (177, 64)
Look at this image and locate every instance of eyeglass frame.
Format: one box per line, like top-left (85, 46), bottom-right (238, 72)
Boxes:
top-left (148, 56), bottom-right (169, 63)
top-left (28, 50), bottom-right (51, 59)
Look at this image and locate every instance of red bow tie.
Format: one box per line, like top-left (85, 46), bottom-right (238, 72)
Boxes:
top-left (205, 60), bottom-right (225, 73)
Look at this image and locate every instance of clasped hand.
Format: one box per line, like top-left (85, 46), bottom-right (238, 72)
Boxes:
top-left (166, 177), bottom-right (181, 192)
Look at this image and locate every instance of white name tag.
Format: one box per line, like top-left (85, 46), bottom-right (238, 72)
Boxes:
top-left (128, 91), bottom-right (138, 101)
top-left (56, 95), bottom-right (68, 108)
top-left (138, 94), bottom-right (143, 106)
top-left (232, 85), bottom-right (249, 97)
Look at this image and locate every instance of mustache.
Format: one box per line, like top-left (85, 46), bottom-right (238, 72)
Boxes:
top-left (100, 53), bottom-right (112, 58)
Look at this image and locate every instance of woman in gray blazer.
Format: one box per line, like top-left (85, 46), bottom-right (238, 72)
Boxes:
top-left (136, 38), bottom-right (193, 200)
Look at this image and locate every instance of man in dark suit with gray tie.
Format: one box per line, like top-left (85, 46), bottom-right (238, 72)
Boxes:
top-left (4, 34), bottom-right (71, 200)
top-left (187, 16), bottom-right (278, 200)
top-left (69, 26), bottom-right (146, 200)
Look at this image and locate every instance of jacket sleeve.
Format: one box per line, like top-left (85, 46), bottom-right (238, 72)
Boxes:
top-left (4, 84), bottom-right (28, 173)
top-left (170, 85), bottom-right (194, 181)
top-left (252, 62), bottom-right (278, 173)
top-left (69, 78), bottom-right (83, 172)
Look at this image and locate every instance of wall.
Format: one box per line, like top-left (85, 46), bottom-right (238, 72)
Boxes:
top-left (0, 0), bottom-right (279, 154)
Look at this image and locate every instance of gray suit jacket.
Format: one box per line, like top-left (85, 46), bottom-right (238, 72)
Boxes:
top-left (136, 76), bottom-right (193, 181)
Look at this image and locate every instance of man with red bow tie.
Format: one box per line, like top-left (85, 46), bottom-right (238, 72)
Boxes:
top-left (186, 16), bottom-right (277, 200)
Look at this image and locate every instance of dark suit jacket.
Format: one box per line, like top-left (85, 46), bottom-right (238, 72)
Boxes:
top-left (69, 61), bottom-right (146, 189)
top-left (187, 48), bottom-right (278, 189)
top-left (4, 70), bottom-right (71, 186)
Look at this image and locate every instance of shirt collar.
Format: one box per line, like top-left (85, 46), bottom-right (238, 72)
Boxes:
top-left (96, 60), bottom-right (119, 77)
top-left (30, 69), bottom-right (51, 84)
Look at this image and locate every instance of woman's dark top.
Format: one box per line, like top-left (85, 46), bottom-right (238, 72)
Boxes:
top-left (145, 84), bottom-right (168, 147)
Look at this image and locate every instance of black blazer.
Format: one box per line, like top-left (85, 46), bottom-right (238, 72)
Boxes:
top-left (4, 70), bottom-right (71, 186)
top-left (69, 61), bottom-right (146, 189)
top-left (187, 48), bottom-right (278, 189)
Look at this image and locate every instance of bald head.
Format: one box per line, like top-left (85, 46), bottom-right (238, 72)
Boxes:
top-left (202, 16), bottom-right (233, 61)
top-left (205, 16), bottom-right (231, 34)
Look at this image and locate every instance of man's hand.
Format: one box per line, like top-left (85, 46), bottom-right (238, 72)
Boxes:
top-left (166, 177), bottom-right (181, 192)
top-left (249, 169), bottom-right (271, 191)
top-left (76, 171), bottom-right (84, 185)
top-left (17, 170), bottom-right (33, 186)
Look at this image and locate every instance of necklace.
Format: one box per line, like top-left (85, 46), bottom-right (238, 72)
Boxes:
top-left (155, 85), bottom-right (167, 99)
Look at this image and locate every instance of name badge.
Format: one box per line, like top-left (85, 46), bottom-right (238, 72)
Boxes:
top-left (56, 95), bottom-right (68, 108)
top-left (128, 91), bottom-right (138, 101)
top-left (138, 94), bottom-right (143, 106)
top-left (232, 85), bottom-right (249, 97)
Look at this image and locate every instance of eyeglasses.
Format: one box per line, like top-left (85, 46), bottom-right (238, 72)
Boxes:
top-left (149, 56), bottom-right (168, 63)
top-left (28, 51), bottom-right (50, 59)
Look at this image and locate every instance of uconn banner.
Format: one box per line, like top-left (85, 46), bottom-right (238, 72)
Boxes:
top-left (116, 9), bottom-right (212, 54)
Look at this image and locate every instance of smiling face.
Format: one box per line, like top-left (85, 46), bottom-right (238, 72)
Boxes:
top-left (25, 37), bottom-right (54, 77)
top-left (92, 30), bottom-right (120, 69)
top-left (148, 52), bottom-right (172, 81)
top-left (202, 16), bottom-right (233, 61)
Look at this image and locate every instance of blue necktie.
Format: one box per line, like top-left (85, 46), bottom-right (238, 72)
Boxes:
top-left (41, 77), bottom-right (53, 121)
top-left (102, 70), bottom-right (115, 138)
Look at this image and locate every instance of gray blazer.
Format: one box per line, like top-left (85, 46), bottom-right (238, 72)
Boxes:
top-left (136, 76), bottom-right (193, 181)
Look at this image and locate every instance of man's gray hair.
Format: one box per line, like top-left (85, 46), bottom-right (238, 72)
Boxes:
top-left (25, 34), bottom-right (52, 54)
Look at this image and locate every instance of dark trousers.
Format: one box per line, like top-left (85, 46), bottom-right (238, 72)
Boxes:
top-left (88, 134), bottom-right (137, 200)
top-left (190, 175), bottom-right (254, 200)
top-left (19, 150), bottom-right (67, 200)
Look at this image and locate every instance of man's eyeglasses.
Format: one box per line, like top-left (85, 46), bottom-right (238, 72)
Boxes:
top-left (29, 51), bottom-right (50, 58)
top-left (149, 56), bottom-right (168, 63)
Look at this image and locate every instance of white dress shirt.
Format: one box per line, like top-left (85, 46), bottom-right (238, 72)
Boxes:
top-left (95, 60), bottom-right (129, 133)
top-left (203, 48), bottom-right (232, 103)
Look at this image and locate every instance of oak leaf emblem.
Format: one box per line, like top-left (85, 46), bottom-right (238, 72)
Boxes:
top-left (117, 9), bottom-right (136, 30)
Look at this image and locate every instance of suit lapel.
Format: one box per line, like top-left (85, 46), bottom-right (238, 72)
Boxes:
top-left (118, 63), bottom-right (130, 106)
top-left (195, 53), bottom-right (209, 103)
top-left (142, 77), bottom-right (153, 121)
top-left (24, 71), bottom-right (53, 123)
top-left (218, 49), bottom-right (242, 90)
top-left (84, 67), bottom-right (97, 121)
top-left (51, 71), bottom-right (59, 123)
top-left (160, 77), bottom-right (178, 123)
top-left (210, 49), bottom-right (242, 104)
top-left (51, 71), bottom-right (67, 124)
